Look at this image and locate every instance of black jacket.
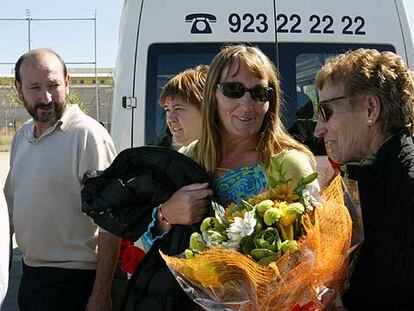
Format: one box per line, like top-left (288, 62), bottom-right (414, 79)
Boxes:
top-left (81, 146), bottom-right (211, 311)
top-left (343, 130), bottom-right (414, 310)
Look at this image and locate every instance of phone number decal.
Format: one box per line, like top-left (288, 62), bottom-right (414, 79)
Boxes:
top-left (226, 13), bottom-right (366, 35)
top-left (276, 14), bottom-right (366, 35)
top-left (228, 13), bottom-right (269, 33)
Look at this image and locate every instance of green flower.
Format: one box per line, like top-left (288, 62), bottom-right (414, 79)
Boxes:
top-left (263, 207), bottom-right (282, 226)
top-left (200, 217), bottom-right (214, 232)
top-left (255, 199), bottom-right (274, 214)
top-left (253, 227), bottom-right (281, 252)
top-left (184, 249), bottom-right (195, 259)
top-left (200, 217), bottom-right (226, 233)
top-left (280, 202), bottom-right (304, 226)
top-left (202, 229), bottom-right (228, 247)
top-left (189, 232), bottom-right (208, 252)
top-left (280, 240), bottom-right (299, 254)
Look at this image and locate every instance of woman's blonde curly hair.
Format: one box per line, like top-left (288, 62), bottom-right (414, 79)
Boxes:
top-left (316, 48), bottom-right (414, 136)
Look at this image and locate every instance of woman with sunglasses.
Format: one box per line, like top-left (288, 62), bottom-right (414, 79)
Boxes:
top-left (159, 44), bottom-right (319, 226)
top-left (314, 48), bottom-right (414, 310)
top-left (181, 44), bottom-right (318, 206)
top-left (130, 44), bottom-right (319, 311)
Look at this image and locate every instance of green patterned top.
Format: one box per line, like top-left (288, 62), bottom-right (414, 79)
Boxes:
top-left (182, 142), bottom-right (319, 206)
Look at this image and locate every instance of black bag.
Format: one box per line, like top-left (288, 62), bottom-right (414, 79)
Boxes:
top-left (82, 146), bottom-right (214, 310)
top-left (81, 146), bottom-right (211, 241)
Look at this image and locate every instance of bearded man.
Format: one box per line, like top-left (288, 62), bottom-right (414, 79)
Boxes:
top-left (4, 48), bottom-right (120, 311)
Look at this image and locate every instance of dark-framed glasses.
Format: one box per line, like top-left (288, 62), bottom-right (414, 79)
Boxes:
top-left (218, 82), bottom-right (274, 102)
top-left (316, 95), bottom-right (348, 122)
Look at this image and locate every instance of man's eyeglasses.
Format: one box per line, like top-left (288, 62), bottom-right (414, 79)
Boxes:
top-left (218, 82), bottom-right (274, 102)
top-left (316, 95), bottom-right (348, 122)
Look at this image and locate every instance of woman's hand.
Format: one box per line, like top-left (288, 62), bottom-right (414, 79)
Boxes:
top-left (161, 182), bottom-right (212, 225)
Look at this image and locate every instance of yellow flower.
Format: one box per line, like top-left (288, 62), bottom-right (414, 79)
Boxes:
top-left (247, 191), bottom-right (273, 205)
top-left (271, 183), bottom-right (299, 203)
top-left (223, 203), bottom-right (246, 222)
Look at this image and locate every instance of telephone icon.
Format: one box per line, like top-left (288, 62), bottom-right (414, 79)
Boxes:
top-left (185, 13), bottom-right (217, 34)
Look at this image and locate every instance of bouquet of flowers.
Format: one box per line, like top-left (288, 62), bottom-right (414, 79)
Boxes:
top-left (161, 170), bottom-right (358, 311)
top-left (185, 170), bottom-right (317, 266)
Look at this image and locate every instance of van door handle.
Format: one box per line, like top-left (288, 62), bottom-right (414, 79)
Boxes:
top-left (122, 96), bottom-right (138, 109)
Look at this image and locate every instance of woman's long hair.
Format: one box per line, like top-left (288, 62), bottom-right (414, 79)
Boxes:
top-left (193, 45), bottom-right (315, 173)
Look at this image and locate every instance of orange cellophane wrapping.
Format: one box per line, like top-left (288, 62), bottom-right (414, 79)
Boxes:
top-left (161, 175), bottom-right (352, 310)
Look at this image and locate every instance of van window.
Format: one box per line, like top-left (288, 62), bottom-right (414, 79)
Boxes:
top-left (145, 42), bottom-right (395, 147)
top-left (145, 43), bottom-right (276, 146)
top-left (282, 43), bottom-right (395, 154)
top-left (278, 43), bottom-right (395, 126)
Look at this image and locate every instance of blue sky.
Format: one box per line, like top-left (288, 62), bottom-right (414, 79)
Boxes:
top-left (0, 1), bottom-right (413, 75)
top-left (0, 0), bottom-right (124, 74)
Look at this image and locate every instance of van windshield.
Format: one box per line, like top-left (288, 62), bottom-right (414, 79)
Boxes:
top-left (145, 42), bottom-right (395, 153)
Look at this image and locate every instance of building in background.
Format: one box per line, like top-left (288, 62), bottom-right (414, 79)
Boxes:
top-left (0, 67), bottom-right (114, 131)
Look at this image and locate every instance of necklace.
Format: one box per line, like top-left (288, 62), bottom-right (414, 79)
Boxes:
top-left (215, 167), bottom-right (231, 172)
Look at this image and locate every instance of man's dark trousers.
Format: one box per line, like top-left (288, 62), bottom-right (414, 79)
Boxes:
top-left (18, 262), bottom-right (96, 311)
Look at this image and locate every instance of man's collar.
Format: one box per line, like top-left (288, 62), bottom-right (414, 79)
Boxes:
top-left (28, 119), bottom-right (62, 143)
top-left (27, 104), bottom-right (78, 142)
top-left (60, 104), bottom-right (79, 132)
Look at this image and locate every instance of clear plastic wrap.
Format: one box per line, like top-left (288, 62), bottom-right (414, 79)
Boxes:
top-left (161, 174), bottom-right (363, 311)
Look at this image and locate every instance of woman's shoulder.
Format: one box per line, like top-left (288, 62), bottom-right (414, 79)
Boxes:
top-left (267, 149), bottom-right (316, 182)
top-left (270, 149), bottom-right (313, 170)
top-left (267, 149), bottom-right (319, 196)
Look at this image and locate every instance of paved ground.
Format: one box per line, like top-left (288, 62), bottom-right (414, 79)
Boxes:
top-left (0, 151), bottom-right (20, 311)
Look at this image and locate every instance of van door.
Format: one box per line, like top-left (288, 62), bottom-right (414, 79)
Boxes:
top-left (111, 0), bottom-right (414, 152)
top-left (111, 0), bottom-right (145, 151)
top-left (139, 0), bottom-right (278, 148)
top-left (111, 0), bottom-right (277, 151)
top-left (274, 0), bottom-right (411, 121)
top-left (273, 0), bottom-right (411, 155)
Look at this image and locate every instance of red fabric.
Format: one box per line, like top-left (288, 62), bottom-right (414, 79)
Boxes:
top-left (328, 157), bottom-right (341, 171)
top-left (300, 301), bottom-right (318, 311)
top-left (119, 239), bottom-right (133, 260)
top-left (291, 301), bottom-right (318, 311)
top-left (121, 244), bottom-right (146, 274)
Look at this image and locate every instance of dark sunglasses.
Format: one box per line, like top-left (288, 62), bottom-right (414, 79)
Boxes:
top-left (218, 82), bottom-right (274, 102)
top-left (316, 95), bottom-right (348, 122)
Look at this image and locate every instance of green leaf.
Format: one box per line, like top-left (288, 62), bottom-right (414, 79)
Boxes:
top-left (240, 233), bottom-right (256, 255)
top-left (294, 172), bottom-right (318, 192)
top-left (189, 232), bottom-right (207, 252)
top-left (250, 248), bottom-right (276, 260)
top-left (258, 253), bottom-right (279, 266)
top-left (184, 249), bottom-right (195, 259)
top-left (253, 227), bottom-right (281, 251)
top-left (280, 240), bottom-right (299, 254)
top-left (241, 199), bottom-right (254, 211)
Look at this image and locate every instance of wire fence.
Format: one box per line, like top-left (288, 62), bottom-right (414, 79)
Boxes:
top-left (0, 85), bottom-right (113, 124)
top-left (0, 11), bottom-right (108, 140)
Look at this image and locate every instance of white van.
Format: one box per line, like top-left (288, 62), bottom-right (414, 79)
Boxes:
top-left (110, 0), bottom-right (414, 152)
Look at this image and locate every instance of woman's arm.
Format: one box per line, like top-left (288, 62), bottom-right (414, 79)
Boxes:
top-left (140, 182), bottom-right (212, 251)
